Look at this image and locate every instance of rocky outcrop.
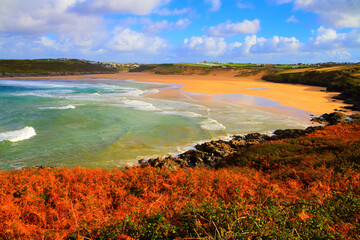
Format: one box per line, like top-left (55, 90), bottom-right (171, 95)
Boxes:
top-left (138, 126), bottom-right (324, 170)
top-left (311, 112), bottom-right (360, 125)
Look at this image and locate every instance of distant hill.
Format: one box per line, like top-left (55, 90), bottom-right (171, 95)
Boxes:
top-left (0, 59), bottom-right (118, 76)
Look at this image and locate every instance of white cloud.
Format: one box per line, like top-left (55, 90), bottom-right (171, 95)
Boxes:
top-left (277, 0), bottom-right (360, 28)
top-left (306, 26), bottom-right (360, 51)
top-left (205, 0), bottom-right (222, 12)
top-left (154, 8), bottom-right (190, 16)
top-left (143, 18), bottom-right (191, 34)
top-left (207, 19), bottom-right (260, 37)
top-left (0, 0), bottom-right (173, 59)
top-left (70, 0), bottom-right (169, 15)
top-left (230, 35), bottom-right (301, 55)
top-left (0, 0), bottom-right (170, 38)
top-left (39, 36), bottom-right (55, 47)
top-left (250, 36), bottom-right (301, 53)
top-left (182, 36), bottom-right (226, 56)
top-left (107, 27), bottom-right (168, 54)
top-left (286, 15), bottom-right (299, 23)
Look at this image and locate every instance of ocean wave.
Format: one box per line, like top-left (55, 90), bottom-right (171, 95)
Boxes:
top-left (200, 118), bottom-right (226, 131)
top-left (121, 100), bottom-right (160, 111)
top-left (0, 126), bottom-right (36, 143)
top-left (160, 110), bottom-right (203, 118)
top-left (142, 89), bottom-right (160, 95)
top-left (118, 89), bottom-right (144, 97)
top-left (0, 80), bottom-right (68, 89)
top-left (39, 105), bottom-right (76, 110)
top-left (12, 89), bottom-right (74, 97)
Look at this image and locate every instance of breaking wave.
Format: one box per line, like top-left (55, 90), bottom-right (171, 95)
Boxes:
top-left (0, 126), bottom-right (36, 143)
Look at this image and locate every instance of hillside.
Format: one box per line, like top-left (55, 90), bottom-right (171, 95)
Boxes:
top-left (0, 59), bottom-right (118, 76)
top-left (262, 64), bottom-right (360, 111)
top-left (1, 119), bottom-right (359, 239)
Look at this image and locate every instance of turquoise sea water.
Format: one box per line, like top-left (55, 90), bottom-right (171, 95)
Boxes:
top-left (0, 78), bottom-right (308, 170)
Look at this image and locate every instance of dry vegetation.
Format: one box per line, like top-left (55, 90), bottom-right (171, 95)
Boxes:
top-left (1, 121), bottom-right (359, 239)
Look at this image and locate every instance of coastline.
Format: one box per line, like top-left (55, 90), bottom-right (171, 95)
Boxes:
top-left (3, 70), bottom-right (353, 115)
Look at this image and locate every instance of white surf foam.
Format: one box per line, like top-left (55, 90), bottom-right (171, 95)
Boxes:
top-left (0, 80), bottom-right (67, 89)
top-left (0, 126), bottom-right (36, 142)
top-left (142, 89), bottom-right (160, 95)
top-left (39, 105), bottom-right (76, 110)
top-left (200, 118), bottom-right (226, 131)
top-left (118, 89), bottom-right (144, 97)
top-left (12, 89), bottom-right (74, 97)
top-left (121, 100), bottom-right (160, 111)
top-left (161, 110), bottom-right (203, 118)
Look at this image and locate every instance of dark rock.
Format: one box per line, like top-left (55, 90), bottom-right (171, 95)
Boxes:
top-left (138, 114), bottom-right (344, 170)
top-left (350, 113), bottom-right (360, 120)
top-left (179, 150), bottom-right (206, 166)
top-left (228, 139), bottom-right (246, 149)
top-left (312, 112), bottom-right (347, 125)
top-left (244, 133), bottom-right (270, 145)
top-left (272, 126), bottom-right (323, 140)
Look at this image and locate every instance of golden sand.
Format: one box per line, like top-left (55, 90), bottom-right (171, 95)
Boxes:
top-left (9, 70), bottom-right (353, 115)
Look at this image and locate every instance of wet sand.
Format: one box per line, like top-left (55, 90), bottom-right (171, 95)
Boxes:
top-left (6, 70), bottom-right (353, 115)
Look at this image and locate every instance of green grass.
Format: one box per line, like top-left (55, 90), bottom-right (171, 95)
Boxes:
top-left (0, 59), bottom-right (118, 75)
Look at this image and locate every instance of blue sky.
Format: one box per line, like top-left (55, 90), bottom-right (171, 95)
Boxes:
top-left (0, 0), bottom-right (359, 63)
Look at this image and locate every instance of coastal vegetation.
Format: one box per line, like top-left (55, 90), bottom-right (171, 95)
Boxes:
top-left (0, 59), bottom-right (118, 76)
top-left (262, 65), bottom-right (360, 111)
top-left (1, 119), bottom-right (359, 239)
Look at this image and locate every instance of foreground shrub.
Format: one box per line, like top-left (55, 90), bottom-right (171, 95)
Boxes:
top-left (0, 122), bottom-right (359, 239)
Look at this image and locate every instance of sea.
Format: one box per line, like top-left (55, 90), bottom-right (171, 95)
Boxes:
top-left (0, 78), bottom-right (309, 170)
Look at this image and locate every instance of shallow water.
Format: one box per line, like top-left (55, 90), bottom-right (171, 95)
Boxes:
top-left (0, 78), bottom-right (309, 170)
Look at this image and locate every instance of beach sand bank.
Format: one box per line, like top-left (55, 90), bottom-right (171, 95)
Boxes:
top-left (6, 70), bottom-right (353, 115)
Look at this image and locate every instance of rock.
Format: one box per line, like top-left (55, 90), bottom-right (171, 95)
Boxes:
top-left (323, 112), bottom-right (347, 125)
top-left (244, 133), bottom-right (270, 145)
top-left (350, 113), bottom-right (360, 120)
top-left (179, 150), bottom-right (206, 166)
top-left (228, 139), bottom-right (246, 149)
top-left (312, 112), bottom-right (347, 125)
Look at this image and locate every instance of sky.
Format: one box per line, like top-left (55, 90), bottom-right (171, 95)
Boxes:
top-left (0, 0), bottom-right (359, 64)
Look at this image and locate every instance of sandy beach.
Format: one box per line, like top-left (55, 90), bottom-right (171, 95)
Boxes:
top-left (11, 70), bottom-right (353, 115)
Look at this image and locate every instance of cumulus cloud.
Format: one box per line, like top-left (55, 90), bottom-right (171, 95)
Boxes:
top-left (143, 18), bottom-right (191, 34)
top-left (207, 19), bottom-right (260, 37)
top-left (182, 36), bottom-right (226, 56)
top-left (277, 0), bottom-right (360, 28)
top-left (107, 27), bottom-right (168, 54)
top-left (205, 0), bottom-right (222, 12)
top-left (0, 0), bottom-right (173, 60)
top-left (70, 0), bottom-right (169, 15)
top-left (154, 8), bottom-right (190, 16)
top-left (0, 0), bottom-right (171, 40)
top-left (229, 35), bottom-right (301, 55)
top-left (306, 26), bottom-right (360, 51)
top-left (250, 36), bottom-right (301, 53)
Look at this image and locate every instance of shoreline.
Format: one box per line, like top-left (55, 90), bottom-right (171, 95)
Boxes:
top-left (2, 70), bottom-right (353, 115)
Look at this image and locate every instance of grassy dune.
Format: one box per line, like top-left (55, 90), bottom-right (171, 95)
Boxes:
top-left (1, 121), bottom-right (359, 239)
top-left (0, 59), bottom-right (117, 75)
